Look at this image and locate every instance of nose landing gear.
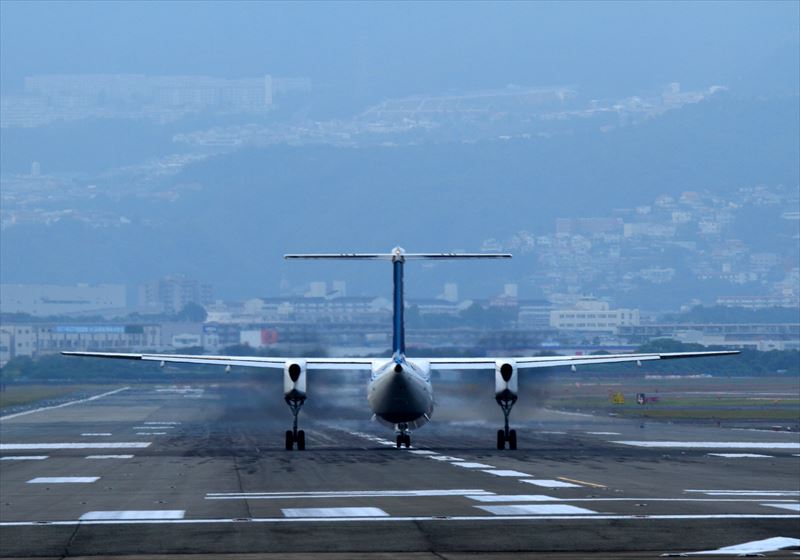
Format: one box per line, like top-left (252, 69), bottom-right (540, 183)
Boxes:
top-left (496, 396), bottom-right (517, 450)
top-left (285, 396), bottom-right (306, 450)
top-left (395, 423), bottom-right (411, 448)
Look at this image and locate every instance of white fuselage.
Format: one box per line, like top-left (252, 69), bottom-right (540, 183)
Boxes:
top-left (367, 359), bottom-right (434, 429)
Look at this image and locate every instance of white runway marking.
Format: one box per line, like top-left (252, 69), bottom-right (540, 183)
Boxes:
top-left (1, 442), bottom-right (150, 450)
top-left (282, 507), bottom-right (389, 518)
top-left (587, 432), bottom-right (620, 435)
top-left (80, 510), bottom-right (185, 520)
top-left (85, 454), bottom-right (134, 459)
top-left (27, 477), bottom-right (99, 484)
top-left (476, 504), bottom-right (598, 515)
top-left (482, 469), bottom-right (532, 477)
top-left (426, 455), bottom-right (464, 461)
top-left (683, 536), bottom-right (800, 555)
top-left (207, 489), bottom-right (491, 499)
top-left (452, 462), bottom-right (495, 469)
top-left (761, 503), bottom-right (800, 512)
top-left (133, 426), bottom-right (174, 430)
top-left (707, 453), bottom-right (773, 458)
top-left (136, 432), bottom-right (167, 435)
top-left (408, 450), bottom-right (438, 455)
top-left (0, 387), bottom-right (130, 421)
top-left (686, 490), bottom-right (800, 497)
top-left (468, 495), bottom-right (559, 502)
top-left (81, 433), bottom-right (112, 436)
top-left (1, 513), bottom-right (797, 526)
top-left (521, 479), bottom-right (582, 488)
top-left (144, 422), bottom-right (180, 425)
top-left (613, 440), bottom-right (800, 449)
top-left (0, 455), bottom-right (48, 461)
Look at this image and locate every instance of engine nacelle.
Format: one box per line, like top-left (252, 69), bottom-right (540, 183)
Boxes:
top-left (495, 360), bottom-right (518, 403)
top-left (284, 361), bottom-right (307, 401)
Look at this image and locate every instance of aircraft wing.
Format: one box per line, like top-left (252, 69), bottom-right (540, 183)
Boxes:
top-left (426, 350), bottom-right (739, 370)
top-left (61, 351), bottom-right (376, 370)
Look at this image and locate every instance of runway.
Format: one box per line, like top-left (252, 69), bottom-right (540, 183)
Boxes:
top-left (1, 382), bottom-right (798, 558)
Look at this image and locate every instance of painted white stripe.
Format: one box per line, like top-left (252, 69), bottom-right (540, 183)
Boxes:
top-left (587, 431), bottom-right (620, 435)
top-left (1, 442), bottom-right (150, 450)
top-left (684, 536), bottom-right (800, 556)
top-left (282, 507), bottom-right (389, 518)
top-left (144, 422), bottom-right (180, 425)
top-left (136, 432), bottom-right (167, 435)
top-left (761, 503), bottom-right (800, 512)
top-left (0, 455), bottom-right (48, 461)
top-left (482, 469), bottom-right (532, 477)
top-left (707, 453), bottom-right (773, 458)
top-left (613, 440), bottom-right (800, 449)
top-left (468, 495), bottom-right (560, 502)
top-left (133, 426), bottom-right (174, 430)
top-left (206, 489), bottom-right (491, 499)
top-left (0, 387), bottom-right (130, 421)
top-left (81, 433), bottom-right (112, 436)
top-left (686, 490), bottom-right (800, 496)
top-left (408, 450), bottom-right (438, 455)
top-left (80, 510), bottom-right (185, 520)
top-left (452, 462), bottom-right (495, 469)
top-left (521, 479), bottom-right (582, 488)
top-left (85, 455), bottom-right (134, 459)
top-left (426, 455), bottom-right (464, 461)
top-left (541, 431), bottom-right (567, 434)
top-left (27, 477), bottom-right (99, 484)
top-left (0, 513), bottom-right (797, 526)
top-left (476, 504), bottom-right (598, 515)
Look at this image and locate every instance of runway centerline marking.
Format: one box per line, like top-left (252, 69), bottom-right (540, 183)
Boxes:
top-left (80, 510), bottom-right (185, 520)
top-left (613, 441), bottom-right (800, 449)
top-left (0, 455), bottom-right (48, 461)
top-left (0, 387), bottom-right (130, 421)
top-left (426, 455), bottom-right (464, 461)
top-left (85, 454), bottom-right (134, 459)
top-left (27, 476), bottom-right (99, 484)
top-left (557, 476), bottom-right (607, 489)
top-left (761, 503), bottom-right (800, 512)
top-left (482, 469), bottom-right (532, 477)
top-left (476, 504), bottom-right (598, 515)
top-left (81, 433), bottom-right (112, 436)
top-left (452, 462), bottom-right (495, 469)
top-left (1, 442), bottom-right (151, 450)
top-left (587, 432), bottom-right (620, 435)
top-left (707, 453), bottom-right (773, 458)
top-left (282, 507), bottom-right (389, 518)
top-left (522, 479), bottom-right (582, 488)
top-left (136, 432), bottom-right (167, 435)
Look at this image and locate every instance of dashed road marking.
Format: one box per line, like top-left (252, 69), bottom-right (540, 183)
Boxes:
top-left (206, 489), bottom-right (491, 500)
top-left (587, 432), bottom-right (620, 435)
top-left (81, 433), bottom-right (112, 436)
top-left (476, 504), bottom-right (598, 515)
top-left (0, 455), bottom-right (48, 461)
top-left (80, 510), bottom-right (184, 520)
top-left (282, 507), bottom-right (389, 518)
top-left (482, 469), bottom-right (532, 477)
top-left (522, 479), bottom-right (582, 488)
top-left (27, 477), bottom-right (99, 484)
top-left (85, 455), bottom-right (134, 459)
top-left (467, 494), bottom-right (559, 502)
top-left (707, 453), bottom-right (773, 458)
top-left (453, 462), bottom-right (495, 469)
top-left (426, 455), bottom-right (464, 461)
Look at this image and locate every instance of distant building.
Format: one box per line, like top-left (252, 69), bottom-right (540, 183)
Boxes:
top-left (0, 283), bottom-right (126, 316)
top-left (550, 297), bottom-right (640, 333)
top-left (139, 275), bottom-right (212, 314)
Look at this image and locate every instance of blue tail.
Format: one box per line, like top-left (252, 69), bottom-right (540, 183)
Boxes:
top-left (392, 257), bottom-right (405, 361)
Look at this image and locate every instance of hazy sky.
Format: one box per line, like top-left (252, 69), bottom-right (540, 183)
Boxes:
top-left (2, 1), bottom-right (798, 98)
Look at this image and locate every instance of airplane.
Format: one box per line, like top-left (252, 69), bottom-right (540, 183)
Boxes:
top-left (63, 247), bottom-right (739, 451)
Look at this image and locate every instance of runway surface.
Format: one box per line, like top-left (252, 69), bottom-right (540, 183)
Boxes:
top-left (1, 381), bottom-right (798, 558)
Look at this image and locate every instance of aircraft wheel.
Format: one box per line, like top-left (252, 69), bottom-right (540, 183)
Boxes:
top-left (296, 430), bottom-right (306, 450)
top-left (403, 434), bottom-right (411, 448)
top-left (496, 429), bottom-right (506, 450)
top-left (396, 435), bottom-right (403, 448)
top-left (508, 429), bottom-right (517, 450)
top-left (285, 430), bottom-right (294, 450)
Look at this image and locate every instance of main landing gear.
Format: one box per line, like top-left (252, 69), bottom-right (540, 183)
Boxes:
top-left (496, 395), bottom-right (517, 450)
top-left (285, 396), bottom-right (306, 451)
top-left (395, 423), bottom-right (411, 448)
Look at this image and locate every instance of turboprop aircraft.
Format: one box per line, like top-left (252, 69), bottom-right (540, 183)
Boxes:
top-left (63, 247), bottom-right (739, 451)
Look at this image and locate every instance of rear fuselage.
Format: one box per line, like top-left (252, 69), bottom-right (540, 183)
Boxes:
top-left (367, 358), bottom-right (433, 429)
